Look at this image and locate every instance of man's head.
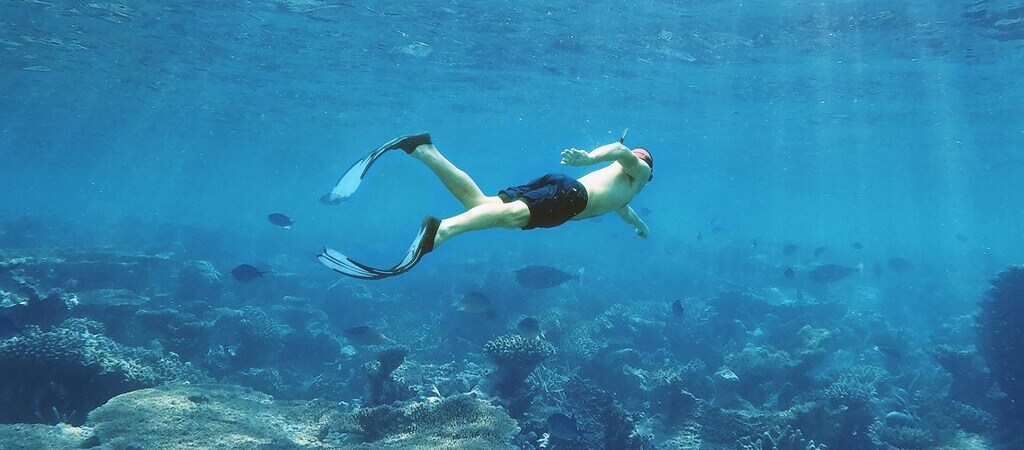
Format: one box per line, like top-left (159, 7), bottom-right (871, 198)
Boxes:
top-left (632, 147), bottom-right (653, 180)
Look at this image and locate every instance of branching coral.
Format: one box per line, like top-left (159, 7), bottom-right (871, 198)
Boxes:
top-left (739, 425), bottom-right (828, 450)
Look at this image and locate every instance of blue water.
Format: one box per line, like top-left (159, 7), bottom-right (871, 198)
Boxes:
top-left (1, 1), bottom-right (1023, 449)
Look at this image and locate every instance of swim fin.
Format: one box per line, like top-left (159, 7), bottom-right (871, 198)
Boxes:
top-left (318, 216), bottom-right (440, 279)
top-left (320, 133), bottom-right (432, 205)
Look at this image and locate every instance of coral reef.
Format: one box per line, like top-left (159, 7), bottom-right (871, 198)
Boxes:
top-left (738, 425), bottom-right (828, 450)
top-left (483, 334), bottom-right (555, 396)
top-left (0, 423), bottom-right (94, 449)
top-left (0, 318), bottom-right (203, 425)
top-left (975, 266), bottom-right (1024, 428)
top-left (87, 383), bottom-right (340, 449)
top-left (345, 393), bottom-right (519, 449)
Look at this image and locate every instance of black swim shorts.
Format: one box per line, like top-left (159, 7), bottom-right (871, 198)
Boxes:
top-left (497, 173), bottom-right (589, 230)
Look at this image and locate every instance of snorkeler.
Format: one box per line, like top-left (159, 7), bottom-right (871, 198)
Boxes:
top-left (318, 131), bottom-right (653, 279)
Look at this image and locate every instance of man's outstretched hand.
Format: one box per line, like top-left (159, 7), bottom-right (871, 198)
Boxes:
top-left (560, 148), bottom-right (592, 167)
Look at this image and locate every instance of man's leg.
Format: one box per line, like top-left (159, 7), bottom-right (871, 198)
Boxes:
top-left (409, 144), bottom-right (501, 209)
top-left (432, 200), bottom-right (530, 248)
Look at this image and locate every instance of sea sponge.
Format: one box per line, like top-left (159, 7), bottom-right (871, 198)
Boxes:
top-left (483, 334), bottom-right (555, 396)
top-left (975, 266), bottom-right (1024, 428)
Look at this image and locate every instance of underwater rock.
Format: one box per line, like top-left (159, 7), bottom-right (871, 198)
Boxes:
top-left (483, 334), bottom-right (555, 397)
top-left (344, 392), bottom-right (518, 449)
top-left (0, 423), bottom-right (94, 449)
top-left (86, 383), bottom-right (339, 449)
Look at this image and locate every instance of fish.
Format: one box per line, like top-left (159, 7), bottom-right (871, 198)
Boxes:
top-left (955, 234), bottom-right (969, 243)
top-left (813, 246), bottom-right (827, 258)
top-left (711, 225), bottom-right (723, 234)
top-left (639, 206), bottom-right (653, 216)
top-left (0, 316), bottom-right (27, 338)
top-left (517, 317), bottom-right (544, 340)
top-left (887, 257), bottom-right (914, 272)
top-left (872, 262), bottom-right (882, 279)
top-left (514, 265), bottom-right (579, 289)
top-left (671, 299), bottom-right (685, 317)
top-left (851, 242), bottom-right (863, 250)
top-left (456, 292), bottom-right (492, 315)
top-left (784, 267), bottom-right (795, 279)
top-left (230, 264), bottom-right (268, 282)
top-left (808, 264), bottom-right (859, 283)
top-left (342, 326), bottom-right (393, 346)
top-left (696, 232), bottom-right (703, 242)
top-left (783, 244), bottom-right (799, 255)
top-left (376, 347), bottom-right (408, 377)
top-left (875, 345), bottom-right (902, 360)
top-left (267, 213), bottom-right (294, 229)
top-left (547, 412), bottom-right (579, 441)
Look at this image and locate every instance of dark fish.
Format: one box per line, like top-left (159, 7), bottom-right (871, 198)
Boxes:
top-left (547, 412), bottom-right (579, 441)
top-left (696, 232), bottom-right (703, 242)
top-left (783, 244), bottom-right (799, 255)
top-left (784, 267), bottom-right (795, 279)
top-left (955, 234), bottom-right (969, 243)
top-left (343, 326), bottom-right (393, 346)
top-left (750, 239), bottom-right (758, 249)
top-left (875, 346), bottom-right (902, 360)
top-left (851, 242), bottom-right (863, 250)
top-left (813, 246), bottom-right (827, 258)
top-left (0, 316), bottom-right (27, 338)
top-left (711, 225), bottom-right (723, 234)
top-left (514, 265), bottom-right (579, 290)
top-left (456, 292), bottom-right (491, 315)
top-left (267, 213), bottom-right (294, 229)
top-left (376, 347), bottom-right (408, 377)
top-left (639, 206), bottom-right (653, 216)
top-left (872, 262), bottom-right (882, 279)
top-left (230, 264), bottom-right (267, 282)
top-left (671, 299), bottom-right (685, 317)
top-left (709, 217), bottom-right (718, 226)
top-left (887, 257), bottom-right (914, 272)
top-left (808, 264), bottom-right (859, 283)
top-left (517, 317), bottom-right (544, 340)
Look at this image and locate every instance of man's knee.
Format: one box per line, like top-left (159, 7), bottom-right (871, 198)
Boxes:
top-left (501, 201), bottom-right (531, 228)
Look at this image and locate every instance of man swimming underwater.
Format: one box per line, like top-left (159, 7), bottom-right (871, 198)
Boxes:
top-left (318, 132), bottom-right (653, 279)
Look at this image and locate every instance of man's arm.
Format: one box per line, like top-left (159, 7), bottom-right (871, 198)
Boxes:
top-left (616, 205), bottom-right (650, 238)
top-left (561, 142), bottom-right (648, 178)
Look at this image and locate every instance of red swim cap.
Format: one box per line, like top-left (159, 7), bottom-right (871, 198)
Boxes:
top-left (631, 148), bottom-right (653, 169)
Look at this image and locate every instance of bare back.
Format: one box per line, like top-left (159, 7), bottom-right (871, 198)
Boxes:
top-left (573, 162), bottom-right (648, 219)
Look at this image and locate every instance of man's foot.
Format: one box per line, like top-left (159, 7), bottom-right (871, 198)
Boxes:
top-left (418, 216), bottom-right (442, 254)
top-left (385, 132), bottom-right (432, 154)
